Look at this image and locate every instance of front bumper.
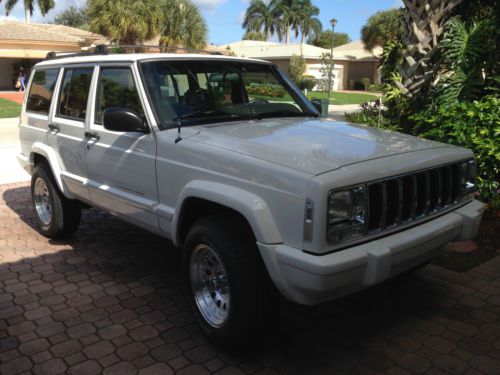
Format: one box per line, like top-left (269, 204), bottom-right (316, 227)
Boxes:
top-left (257, 199), bottom-right (484, 305)
top-left (17, 153), bottom-right (31, 174)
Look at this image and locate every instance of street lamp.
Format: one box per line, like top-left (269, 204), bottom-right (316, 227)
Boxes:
top-left (327, 18), bottom-right (337, 101)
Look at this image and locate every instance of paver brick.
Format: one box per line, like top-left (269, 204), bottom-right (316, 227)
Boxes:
top-left (1, 182), bottom-right (500, 375)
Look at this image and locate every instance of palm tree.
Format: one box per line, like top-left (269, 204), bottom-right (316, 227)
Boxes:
top-left (397, 0), bottom-right (463, 97)
top-left (1, 0), bottom-right (55, 23)
top-left (159, 0), bottom-right (207, 50)
top-left (243, 0), bottom-right (278, 41)
top-left (270, 0), bottom-right (301, 44)
top-left (361, 9), bottom-right (403, 52)
top-left (298, 0), bottom-right (321, 44)
top-left (88, 0), bottom-right (162, 45)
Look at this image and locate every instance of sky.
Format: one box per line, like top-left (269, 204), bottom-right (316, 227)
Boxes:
top-left (0, 0), bottom-right (402, 46)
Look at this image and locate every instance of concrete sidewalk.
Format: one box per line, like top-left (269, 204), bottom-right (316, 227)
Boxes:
top-left (328, 104), bottom-right (360, 121)
top-left (0, 117), bottom-right (30, 185)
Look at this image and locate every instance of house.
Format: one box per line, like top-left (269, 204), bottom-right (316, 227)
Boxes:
top-left (218, 39), bottom-right (382, 90)
top-left (0, 21), bottom-right (107, 89)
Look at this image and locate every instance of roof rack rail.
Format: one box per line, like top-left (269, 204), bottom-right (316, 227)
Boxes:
top-left (45, 44), bottom-right (108, 60)
top-left (107, 44), bottom-right (223, 55)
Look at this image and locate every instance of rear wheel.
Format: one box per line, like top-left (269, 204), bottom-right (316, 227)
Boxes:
top-left (183, 215), bottom-right (275, 347)
top-left (31, 164), bottom-right (81, 238)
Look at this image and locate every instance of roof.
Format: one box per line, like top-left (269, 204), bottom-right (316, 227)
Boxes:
top-left (35, 53), bottom-right (270, 67)
top-left (331, 40), bottom-right (382, 60)
top-left (0, 21), bottom-right (107, 44)
top-left (218, 39), bottom-right (382, 61)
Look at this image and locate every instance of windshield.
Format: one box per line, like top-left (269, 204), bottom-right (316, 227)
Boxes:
top-left (140, 59), bottom-right (317, 128)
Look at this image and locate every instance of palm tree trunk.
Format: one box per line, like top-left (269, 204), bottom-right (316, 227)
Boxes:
top-left (24, 0), bottom-right (30, 23)
top-left (286, 25), bottom-right (290, 44)
top-left (398, 0), bottom-right (463, 97)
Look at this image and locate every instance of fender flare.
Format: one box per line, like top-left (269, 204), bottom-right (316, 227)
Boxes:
top-left (173, 180), bottom-right (282, 246)
top-left (30, 142), bottom-right (75, 199)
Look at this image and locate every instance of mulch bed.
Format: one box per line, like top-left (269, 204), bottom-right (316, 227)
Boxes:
top-left (433, 213), bottom-right (500, 272)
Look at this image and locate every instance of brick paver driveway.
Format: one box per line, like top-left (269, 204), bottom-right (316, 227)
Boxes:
top-left (1, 182), bottom-right (499, 375)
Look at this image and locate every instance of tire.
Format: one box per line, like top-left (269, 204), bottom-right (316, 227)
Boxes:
top-left (183, 215), bottom-right (275, 348)
top-left (31, 163), bottom-right (81, 238)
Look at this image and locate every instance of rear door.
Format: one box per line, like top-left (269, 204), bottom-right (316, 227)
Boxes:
top-left (48, 66), bottom-right (95, 200)
top-left (85, 63), bottom-right (159, 230)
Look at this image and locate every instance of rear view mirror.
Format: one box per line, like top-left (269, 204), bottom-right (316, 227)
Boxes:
top-left (103, 108), bottom-right (149, 133)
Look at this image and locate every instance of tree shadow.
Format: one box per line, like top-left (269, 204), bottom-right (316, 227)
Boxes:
top-left (1, 185), bottom-right (448, 373)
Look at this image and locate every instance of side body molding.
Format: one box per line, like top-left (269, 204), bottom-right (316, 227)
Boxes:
top-left (29, 142), bottom-right (75, 199)
top-left (173, 180), bottom-right (282, 246)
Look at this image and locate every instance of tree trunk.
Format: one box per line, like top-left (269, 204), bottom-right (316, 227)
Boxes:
top-left (398, 0), bottom-right (463, 97)
top-left (286, 25), bottom-right (290, 44)
top-left (24, 1), bottom-right (30, 23)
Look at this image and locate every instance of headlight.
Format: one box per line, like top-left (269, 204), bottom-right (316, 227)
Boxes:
top-left (327, 186), bottom-right (366, 244)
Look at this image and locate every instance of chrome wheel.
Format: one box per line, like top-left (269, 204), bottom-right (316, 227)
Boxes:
top-left (190, 244), bottom-right (231, 328)
top-left (33, 177), bottom-right (52, 225)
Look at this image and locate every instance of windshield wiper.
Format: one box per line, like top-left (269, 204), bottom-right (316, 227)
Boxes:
top-left (173, 110), bottom-right (241, 122)
top-left (250, 110), bottom-right (317, 120)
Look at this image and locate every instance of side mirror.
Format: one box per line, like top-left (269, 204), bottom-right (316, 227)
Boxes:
top-left (310, 98), bottom-right (328, 118)
top-left (103, 108), bottom-right (149, 133)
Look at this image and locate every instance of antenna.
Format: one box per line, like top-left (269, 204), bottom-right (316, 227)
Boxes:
top-left (175, 118), bottom-right (183, 144)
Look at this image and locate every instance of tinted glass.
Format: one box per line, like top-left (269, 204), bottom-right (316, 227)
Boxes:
top-left (26, 69), bottom-right (59, 115)
top-left (95, 68), bottom-right (143, 123)
top-left (58, 68), bottom-right (93, 120)
top-left (140, 60), bottom-right (315, 128)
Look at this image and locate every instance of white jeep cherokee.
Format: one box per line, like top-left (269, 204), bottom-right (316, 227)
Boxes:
top-left (18, 51), bottom-right (483, 345)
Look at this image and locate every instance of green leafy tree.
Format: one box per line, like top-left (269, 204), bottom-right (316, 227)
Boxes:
top-left (288, 54), bottom-right (306, 84)
top-left (297, 0), bottom-right (321, 44)
top-left (361, 9), bottom-right (403, 52)
top-left (270, 0), bottom-right (301, 43)
top-left (88, 0), bottom-right (162, 44)
top-left (242, 31), bottom-right (267, 41)
top-left (1, 0), bottom-right (55, 23)
top-left (318, 52), bottom-right (334, 91)
top-left (307, 31), bottom-right (350, 49)
top-left (159, 0), bottom-right (207, 49)
top-left (436, 17), bottom-right (497, 105)
top-left (53, 6), bottom-right (89, 30)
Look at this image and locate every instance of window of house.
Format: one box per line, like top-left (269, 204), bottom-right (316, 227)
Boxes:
top-left (26, 69), bottom-right (59, 115)
top-left (58, 68), bottom-right (94, 120)
top-left (95, 67), bottom-right (144, 124)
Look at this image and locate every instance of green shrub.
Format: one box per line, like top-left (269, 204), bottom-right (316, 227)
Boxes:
top-left (361, 77), bottom-right (371, 91)
top-left (345, 102), bottom-right (400, 131)
top-left (246, 83), bottom-right (286, 98)
top-left (368, 83), bottom-right (383, 92)
top-left (299, 77), bottom-right (316, 91)
top-left (411, 96), bottom-right (500, 207)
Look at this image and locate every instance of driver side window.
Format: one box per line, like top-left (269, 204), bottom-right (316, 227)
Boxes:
top-left (95, 67), bottom-right (144, 124)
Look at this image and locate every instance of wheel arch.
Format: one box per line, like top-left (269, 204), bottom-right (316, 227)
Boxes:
top-left (29, 142), bottom-right (75, 199)
top-left (173, 181), bottom-right (282, 247)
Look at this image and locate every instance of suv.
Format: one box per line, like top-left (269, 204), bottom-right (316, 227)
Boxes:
top-left (18, 51), bottom-right (483, 345)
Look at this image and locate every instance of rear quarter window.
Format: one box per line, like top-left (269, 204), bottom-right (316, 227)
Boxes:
top-left (26, 69), bottom-right (59, 115)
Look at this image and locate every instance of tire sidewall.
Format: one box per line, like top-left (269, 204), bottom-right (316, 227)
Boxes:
top-left (183, 221), bottom-right (253, 345)
top-left (31, 165), bottom-right (63, 237)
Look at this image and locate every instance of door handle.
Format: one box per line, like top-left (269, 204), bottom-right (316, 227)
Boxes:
top-left (84, 131), bottom-right (100, 141)
top-left (48, 123), bottom-right (59, 132)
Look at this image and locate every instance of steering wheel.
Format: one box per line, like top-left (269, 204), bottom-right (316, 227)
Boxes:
top-left (249, 98), bottom-right (269, 104)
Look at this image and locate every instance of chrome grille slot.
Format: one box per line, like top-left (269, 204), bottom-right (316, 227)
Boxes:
top-left (366, 160), bottom-right (472, 235)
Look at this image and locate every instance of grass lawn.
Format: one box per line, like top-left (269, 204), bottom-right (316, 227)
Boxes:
top-left (306, 91), bottom-right (378, 105)
top-left (0, 97), bottom-right (21, 118)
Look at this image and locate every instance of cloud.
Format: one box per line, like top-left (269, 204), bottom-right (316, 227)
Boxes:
top-left (192, 0), bottom-right (228, 11)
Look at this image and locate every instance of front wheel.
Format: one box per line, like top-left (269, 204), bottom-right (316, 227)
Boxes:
top-left (183, 215), bottom-right (275, 347)
top-left (31, 164), bottom-right (81, 238)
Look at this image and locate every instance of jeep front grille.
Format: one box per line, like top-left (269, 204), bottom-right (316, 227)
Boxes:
top-left (366, 160), bottom-right (474, 232)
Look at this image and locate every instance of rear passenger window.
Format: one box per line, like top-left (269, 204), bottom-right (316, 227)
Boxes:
top-left (58, 68), bottom-right (93, 121)
top-left (95, 68), bottom-right (144, 123)
top-left (26, 69), bottom-right (59, 115)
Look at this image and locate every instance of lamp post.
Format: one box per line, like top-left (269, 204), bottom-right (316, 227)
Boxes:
top-left (327, 18), bottom-right (337, 101)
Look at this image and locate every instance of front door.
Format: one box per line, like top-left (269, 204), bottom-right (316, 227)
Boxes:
top-left (85, 64), bottom-right (159, 230)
